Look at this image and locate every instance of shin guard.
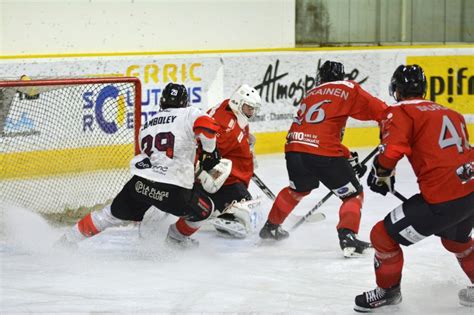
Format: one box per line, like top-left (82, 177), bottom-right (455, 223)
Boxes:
top-left (175, 217), bottom-right (199, 236)
top-left (371, 221), bottom-right (404, 288)
top-left (77, 213), bottom-right (100, 237)
top-left (337, 192), bottom-right (364, 233)
top-left (442, 238), bottom-right (474, 283)
top-left (268, 187), bottom-right (309, 225)
top-left (77, 205), bottom-right (126, 237)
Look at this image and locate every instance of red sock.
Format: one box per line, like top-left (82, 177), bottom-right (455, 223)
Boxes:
top-left (442, 238), bottom-right (474, 283)
top-left (371, 221), bottom-right (404, 288)
top-left (336, 192), bottom-right (363, 233)
top-left (77, 213), bottom-right (100, 237)
top-left (175, 218), bottom-right (199, 236)
top-left (268, 187), bottom-right (309, 224)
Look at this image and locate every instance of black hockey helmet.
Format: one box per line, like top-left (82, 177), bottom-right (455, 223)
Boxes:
top-left (160, 83), bottom-right (189, 109)
top-left (316, 60), bottom-right (345, 85)
top-left (389, 64), bottom-right (427, 101)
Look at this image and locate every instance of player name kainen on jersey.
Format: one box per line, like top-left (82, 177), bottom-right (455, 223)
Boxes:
top-left (143, 115), bottom-right (177, 128)
top-left (307, 81), bottom-right (355, 100)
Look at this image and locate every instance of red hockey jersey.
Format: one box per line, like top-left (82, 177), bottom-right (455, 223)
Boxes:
top-left (377, 99), bottom-right (473, 204)
top-left (207, 100), bottom-right (254, 187)
top-left (285, 81), bottom-right (387, 157)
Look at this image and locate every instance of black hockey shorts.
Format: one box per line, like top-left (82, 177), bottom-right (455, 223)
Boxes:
top-left (202, 181), bottom-right (252, 212)
top-left (285, 151), bottom-right (362, 199)
top-left (110, 176), bottom-right (214, 222)
top-left (384, 192), bottom-right (474, 246)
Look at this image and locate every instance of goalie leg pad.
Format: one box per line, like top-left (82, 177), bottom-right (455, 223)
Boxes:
top-left (213, 215), bottom-right (248, 239)
top-left (213, 198), bottom-right (263, 239)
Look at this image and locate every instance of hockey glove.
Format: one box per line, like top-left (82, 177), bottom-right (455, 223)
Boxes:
top-left (456, 162), bottom-right (474, 184)
top-left (200, 148), bottom-right (221, 171)
top-left (198, 158), bottom-right (232, 193)
top-left (367, 156), bottom-right (395, 196)
top-left (349, 151), bottom-right (368, 178)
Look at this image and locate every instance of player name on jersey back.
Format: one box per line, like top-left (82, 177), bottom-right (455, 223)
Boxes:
top-left (143, 115), bottom-right (177, 128)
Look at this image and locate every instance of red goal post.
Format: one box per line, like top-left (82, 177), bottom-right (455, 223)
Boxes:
top-left (0, 76), bottom-right (142, 218)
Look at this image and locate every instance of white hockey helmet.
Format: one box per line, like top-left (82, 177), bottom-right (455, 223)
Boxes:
top-left (229, 84), bottom-right (262, 127)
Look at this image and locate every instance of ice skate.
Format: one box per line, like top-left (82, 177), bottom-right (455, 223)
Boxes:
top-left (259, 220), bottom-right (289, 241)
top-left (459, 285), bottom-right (474, 307)
top-left (165, 224), bottom-right (199, 249)
top-left (354, 284), bottom-right (402, 312)
top-left (338, 228), bottom-right (372, 257)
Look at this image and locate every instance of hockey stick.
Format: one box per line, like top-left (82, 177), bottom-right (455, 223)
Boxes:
top-left (251, 173), bottom-right (276, 200)
top-left (251, 173), bottom-right (326, 223)
top-left (392, 190), bottom-right (408, 202)
top-left (290, 147), bottom-right (379, 231)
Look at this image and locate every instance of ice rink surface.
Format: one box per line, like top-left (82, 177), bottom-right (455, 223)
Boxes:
top-left (1, 148), bottom-right (472, 314)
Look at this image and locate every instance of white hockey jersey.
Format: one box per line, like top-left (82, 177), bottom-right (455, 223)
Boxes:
top-left (130, 106), bottom-right (213, 189)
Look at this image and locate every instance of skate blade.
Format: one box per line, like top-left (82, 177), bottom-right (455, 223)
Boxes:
top-left (289, 212), bottom-right (326, 224)
top-left (354, 298), bottom-right (402, 313)
top-left (353, 304), bottom-right (372, 313)
top-left (305, 212), bottom-right (326, 222)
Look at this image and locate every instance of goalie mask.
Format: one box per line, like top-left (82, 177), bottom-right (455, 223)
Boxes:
top-left (160, 83), bottom-right (189, 109)
top-left (229, 84), bottom-right (262, 128)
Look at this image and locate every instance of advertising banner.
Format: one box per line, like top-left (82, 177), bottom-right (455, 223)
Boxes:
top-left (1, 47), bottom-right (472, 157)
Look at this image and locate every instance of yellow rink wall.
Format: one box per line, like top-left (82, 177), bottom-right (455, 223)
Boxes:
top-left (0, 144), bottom-right (134, 180)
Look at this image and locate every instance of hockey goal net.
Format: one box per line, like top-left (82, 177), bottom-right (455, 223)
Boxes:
top-left (0, 77), bottom-right (141, 224)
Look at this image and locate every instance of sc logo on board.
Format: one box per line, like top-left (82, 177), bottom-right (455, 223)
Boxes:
top-left (82, 85), bottom-right (135, 134)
